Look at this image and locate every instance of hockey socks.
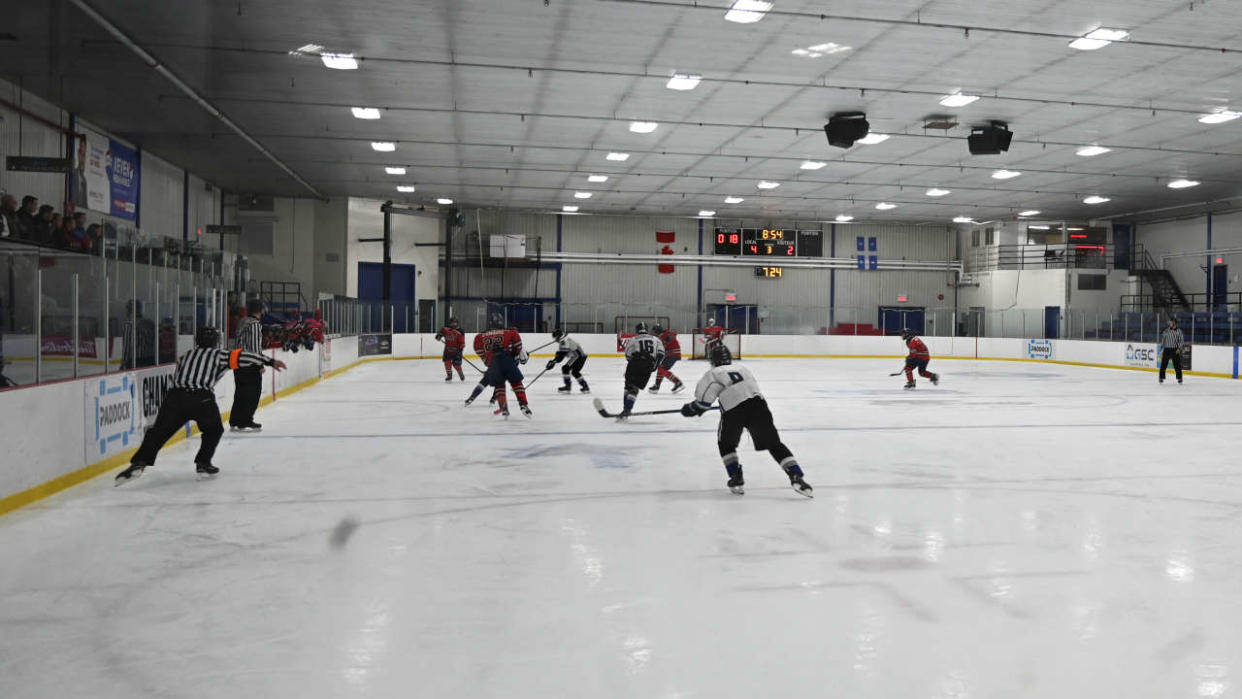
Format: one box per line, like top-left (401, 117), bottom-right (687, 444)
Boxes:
top-left (465, 383), bottom-right (487, 405)
top-left (722, 453), bottom-right (744, 495)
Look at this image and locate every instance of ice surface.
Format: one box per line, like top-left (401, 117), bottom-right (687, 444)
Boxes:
top-left (2, 357), bottom-right (1241, 698)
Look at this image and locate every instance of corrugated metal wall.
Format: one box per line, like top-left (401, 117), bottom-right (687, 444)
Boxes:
top-left (138, 151), bottom-right (184, 239)
top-left (0, 83), bottom-right (67, 210)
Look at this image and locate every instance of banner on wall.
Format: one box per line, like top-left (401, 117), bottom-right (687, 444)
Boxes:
top-left (84, 374), bottom-right (138, 461)
top-left (71, 124), bottom-right (140, 221)
top-left (359, 333), bottom-right (393, 357)
top-left (1027, 339), bottom-right (1053, 360)
top-left (1124, 343), bottom-right (1158, 368)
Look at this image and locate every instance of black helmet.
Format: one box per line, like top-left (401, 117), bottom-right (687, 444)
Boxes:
top-left (709, 344), bottom-right (733, 367)
top-left (448, 317), bottom-right (460, 328)
top-left (900, 328), bottom-right (914, 341)
top-left (246, 298), bottom-right (265, 315)
top-left (652, 324), bottom-right (664, 335)
top-left (552, 327), bottom-right (565, 340)
top-left (195, 325), bottom-right (221, 349)
top-left (635, 321), bottom-right (648, 335)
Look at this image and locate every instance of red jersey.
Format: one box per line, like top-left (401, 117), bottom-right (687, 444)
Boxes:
top-left (906, 336), bottom-right (930, 359)
top-left (436, 326), bottom-right (465, 350)
top-left (702, 325), bottom-right (724, 342)
top-left (473, 328), bottom-right (523, 364)
top-left (659, 329), bottom-right (681, 358)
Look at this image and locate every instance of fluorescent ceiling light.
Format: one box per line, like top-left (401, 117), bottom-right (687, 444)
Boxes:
top-left (666, 74), bottom-right (701, 90)
top-left (756, 180), bottom-right (780, 189)
top-left (1066, 227), bottom-right (1086, 231)
top-left (939, 92), bottom-right (979, 108)
top-left (1028, 225), bottom-right (1051, 230)
top-left (290, 43), bottom-right (325, 55)
top-left (437, 198), bottom-right (453, 205)
top-left (800, 160), bottom-right (827, 170)
top-left (629, 121), bottom-right (659, 134)
top-left (724, 0), bottom-right (773, 24)
top-left (925, 188), bottom-right (951, 197)
top-left (1076, 145), bottom-right (1111, 157)
top-left (791, 48), bottom-right (811, 56)
top-left (953, 216), bottom-right (975, 223)
top-left (835, 214), bottom-right (854, 222)
top-left (562, 205), bottom-right (579, 213)
top-left (370, 141), bottom-right (396, 152)
top-left (587, 174), bottom-right (609, 183)
top-left (875, 202), bottom-right (897, 210)
top-left (606, 152), bottom-right (630, 161)
top-left (574, 192), bottom-right (593, 199)
top-left (384, 167), bottom-right (406, 175)
top-left (991, 169), bottom-right (1022, 180)
top-left (1199, 110), bottom-right (1241, 124)
top-left (396, 185), bottom-right (415, 193)
top-left (1069, 27), bottom-right (1129, 51)
top-left (698, 210), bottom-right (717, 217)
top-left (1168, 179), bottom-right (1200, 189)
top-left (320, 52), bottom-right (358, 70)
top-left (856, 133), bottom-right (890, 145)
top-left (1083, 195), bottom-right (1110, 204)
top-left (1018, 209), bottom-right (1041, 216)
top-left (724, 196), bottom-right (745, 204)
top-left (351, 107), bottom-right (381, 120)
top-left (808, 42), bottom-right (850, 54)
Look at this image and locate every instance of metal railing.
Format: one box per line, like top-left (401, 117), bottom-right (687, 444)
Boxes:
top-left (963, 243), bottom-right (1136, 273)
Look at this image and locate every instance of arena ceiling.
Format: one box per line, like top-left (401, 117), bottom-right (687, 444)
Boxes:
top-left (4, 0), bottom-right (1242, 224)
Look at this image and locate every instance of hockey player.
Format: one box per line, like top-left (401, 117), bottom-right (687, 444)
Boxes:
top-left (700, 317), bottom-right (725, 356)
top-left (681, 344), bottom-right (812, 497)
top-left (435, 317), bottom-right (466, 382)
top-left (619, 322), bottom-right (664, 420)
top-left (901, 328), bottom-right (939, 389)
top-left (114, 326), bottom-right (286, 485)
top-left (546, 327), bottom-right (590, 394)
top-left (465, 315), bottom-right (531, 417)
top-left (647, 324), bottom-right (684, 393)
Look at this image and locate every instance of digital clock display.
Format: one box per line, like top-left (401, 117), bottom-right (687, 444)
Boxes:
top-left (755, 266), bottom-right (784, 278)
top-left (714, 228), bottom-right (823, 257)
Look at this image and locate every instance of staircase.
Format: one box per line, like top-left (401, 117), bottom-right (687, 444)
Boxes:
top-left (1135, 251), bottom-right (1189, 313)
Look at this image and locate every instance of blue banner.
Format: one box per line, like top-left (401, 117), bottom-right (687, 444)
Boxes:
top-left (74, 124), bottom-right (140, 221)
top-left (106, 138), bottom-right (140, 220)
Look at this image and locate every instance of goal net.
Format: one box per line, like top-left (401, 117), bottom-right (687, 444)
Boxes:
top-left (690, 328), bottom-right (743, 360)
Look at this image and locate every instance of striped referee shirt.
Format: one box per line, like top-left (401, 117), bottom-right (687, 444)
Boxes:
top-left (233, 316), bottom-right (263, 354)
top-left (171, 347), bottom-right (272, 392)
top-left (1161, 326), bottom-right (1184, 350)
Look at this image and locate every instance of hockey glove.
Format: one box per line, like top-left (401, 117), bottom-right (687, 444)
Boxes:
top-left (680, 401), bottom-right (708, 417)
top-left (545, 359), bottom-right (556, 370)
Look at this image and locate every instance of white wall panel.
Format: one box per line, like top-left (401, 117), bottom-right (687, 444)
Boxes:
top-left (0, 82), bottom-right (68, 212)
top-left (138, 151), bottom-right (184, 239)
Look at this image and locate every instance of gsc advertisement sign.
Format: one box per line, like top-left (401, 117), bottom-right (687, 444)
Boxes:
top-left (1124, 344), bottom-right (1158, 367)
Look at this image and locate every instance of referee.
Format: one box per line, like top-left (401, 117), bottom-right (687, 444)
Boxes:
top-left (1159, 317), bottom-right (1185, 384)
top-left (115, 326), bottom-right (285, 485)
top-left (229, 298), bottom-right (266, 431)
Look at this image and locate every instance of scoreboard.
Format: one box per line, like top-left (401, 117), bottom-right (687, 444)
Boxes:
top-left (714, 228), bottom-right (824, 257)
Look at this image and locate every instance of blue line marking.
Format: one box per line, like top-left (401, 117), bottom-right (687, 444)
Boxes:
top-left (1233, 346), bottom-right (1238, 380)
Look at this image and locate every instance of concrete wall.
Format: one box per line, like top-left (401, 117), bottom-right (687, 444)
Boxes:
top-left (345, 198), bottom-right (442, 304)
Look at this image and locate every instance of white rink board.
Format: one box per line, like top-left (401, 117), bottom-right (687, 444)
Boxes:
top-left (2, 357), bottom-right (1242, 698)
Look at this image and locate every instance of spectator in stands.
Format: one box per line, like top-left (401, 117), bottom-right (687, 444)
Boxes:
top-left (70, 212), bottom-right (88, 248)
top-left (0, 194), bottom-right (21, 238)
top-left (51, 214), bottom-right (72, 249)
top-left (17, 196), bottom-right (39, 236)
top-left (84, 223), bottom-right (101, 251)
top-left (35, 205), bottom-right (55, 243)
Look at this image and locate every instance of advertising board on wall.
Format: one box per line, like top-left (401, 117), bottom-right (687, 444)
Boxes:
top-left (358, 333), bottom-right (393, 357)
top-left (71, 124), bottom-right (140, 221)
top-left (1027, 339), bottom-right (1054, 360)
top-left (83, 364), bottom-right (177, 462)
top-left (1124, 343), bottom-right (1158, 368)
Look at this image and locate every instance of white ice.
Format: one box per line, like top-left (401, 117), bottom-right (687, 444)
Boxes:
top-left (2, 357), bottom-right (1241, 698)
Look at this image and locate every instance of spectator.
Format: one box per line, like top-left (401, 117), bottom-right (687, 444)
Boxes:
top-left (35, 205), bottom-right (55, 243)
top-left (85, 223), bottom-right (101, 251)
top-left (69, 212), bottom-right (89, 250)
top-left (0, 194), bottom-right (20, 238)
top-left (17, 196), bottom-right (39, 236)
top-left (52, 215), bottom-right (75, 249)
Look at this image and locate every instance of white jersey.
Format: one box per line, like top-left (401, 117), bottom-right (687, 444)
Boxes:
top-left (557, 336), bottom-right (585, 363)
top-left (694, 364), bottom-right (764, 411)
top-left (625, 332), bottom-right (665, 367)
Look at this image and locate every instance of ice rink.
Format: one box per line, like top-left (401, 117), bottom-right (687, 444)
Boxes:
top-left (2, 356), bottom-right (1241, 698)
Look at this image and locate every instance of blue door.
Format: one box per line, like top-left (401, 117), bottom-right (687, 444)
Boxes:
top-left (1044, 306), bottom-right (1060, 339)
top-left (488, 303), bottom-right (542, 333)
top-left (1113, 224), bottom-right (1133, 270)
top-left (879, 307), bottom-right (925, 335)
top-left (1212, 264), bottom-right (1228, 310)
top-left (358, 262), bottom-right (416, 332)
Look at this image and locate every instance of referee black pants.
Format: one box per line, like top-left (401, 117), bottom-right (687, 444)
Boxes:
top-left (1159, 347), bottom-right (1183, 381)
top-left (230, 366), bottom-right (263, 426)
top-left (133, 388), bottom-right (224, 466)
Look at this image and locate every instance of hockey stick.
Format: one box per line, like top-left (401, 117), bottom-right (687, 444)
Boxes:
top-left (525, 365), bottom-right (553, 387)
top-left (528, 339), bottom-right (558, 354)
top-left (592, 397), bottom-right (719, 419)
top-left (436, 338), bottom-right (485, 374)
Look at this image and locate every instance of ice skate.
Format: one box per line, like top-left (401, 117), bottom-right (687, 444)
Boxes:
top-left (494, 406), bottom-right (510, 418)
top-left (930, 373), bottom-right (939, 386)
top-left (558, 385), bottom-right (573, 393)
top-left (904, 381), bottom-right (916, 390)
top-left (789, 476), bottom-right (813, 498)
top-left (520, 404), bottom-right (533, 418)
top-left (671, 382), bottom-right (686, 394)
top-left (579, 384), bottom-right (590, 394)
top-left (444, 375), bottom-right (453, 382)
top-left (648, 385), bottom-right (661, 394)
top-left (196, 462), bottom-right (219, 481)
top-left (114, 462), bottom-right (148, 486)
top-left (727, 474), bottom-right (745, 495)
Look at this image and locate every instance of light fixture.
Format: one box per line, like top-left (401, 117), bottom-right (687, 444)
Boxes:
top-left (574, 192), bottom-right (592, 199)
top-left (1199, 109), bottom-right (1241, 124)
top-left (371, 141), bottom-right (396, 152)
top-left (724, 0), bottom-right (772, 24)
top-left (724, 196), bottom-right (745, 204)
top-left (792, 42), bottom-right (851, 57)
top-left (991, 169), bottom-right (1022, 180)
top-left (835, 214), bottom-right (854, 222)
top-left (856, 133), bottom-right (890, 145)
top-left (1168, 179), bottom-right (1200, 189)
top-left (437, 198), bottom-right (453, 205)
top-left (939, 92), bottom-right (979, 108)
top-left (385, 167), bottom-right (406, 175)
top-left (396, 185), bottom-right (415, 193)
top-left (756, 180), bottom-right (780, 189)
top-left (587, 174), bottom-right (609, 183)
top-left (320, 52), bottom-right (358, 70)
top-left (1083, 195), bottom-right (1110, 204)
top-left (1018, 209), bottom-right (1041, 216)
top-left (1069, 27), bottom-right (1130, 51)
top-left (351, 107), bottom-right (381, 120)
top-left (875, 202), bottom-right (897, 210)
top-left (698, 210), bottom-right (717, 217)
top-left (606, 152), bottom-right (630, 161)
top-left (925, 188), bottom-right (951, 197)
top-left (800, 160), bottom-right (827, 170)
top-left (953, 216), bottom-right (975, 223)
top-left (562, 205), bottom-right (579, 213)
top-left (1076, 145), bottom-right (1111, 157)
top-left (289, 43), bottom-right (325, 55)
top-left (629, 121), bottom-right (659, 134)
top-left (1028, 225), bottom-right (1051, 230)
top-left (666, 74), bottom-right (701, 90)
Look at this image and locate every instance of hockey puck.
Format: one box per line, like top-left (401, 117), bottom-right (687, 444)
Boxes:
top-left (328, 516), bottom-right (360, 549)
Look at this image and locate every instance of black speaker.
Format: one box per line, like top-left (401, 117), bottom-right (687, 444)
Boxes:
top-left (968, 122), bottom-right (1013, 155)
top-left (824, 112), bottom-right (870, 149)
